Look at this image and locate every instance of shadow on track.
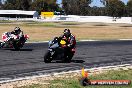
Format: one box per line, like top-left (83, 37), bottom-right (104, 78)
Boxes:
top-left (2, 48), bottom-right (33, 51)
top-left (71, 60), bottom-right (85, 63)
top-left (46, 59), bottom-right (85, 63)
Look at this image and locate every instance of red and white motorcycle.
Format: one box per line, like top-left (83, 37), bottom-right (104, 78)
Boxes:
top-left (0, 32), bottom-right (29, 50)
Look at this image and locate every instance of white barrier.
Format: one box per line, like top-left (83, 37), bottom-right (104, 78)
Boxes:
top-left (38, 16), bottom-right (132, 24)
top-left (0, 16), bottom-right (132, 24)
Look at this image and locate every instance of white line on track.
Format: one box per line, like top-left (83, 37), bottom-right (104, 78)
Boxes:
top-left (1, 39), bottom-right (132, 44)
top-left (26, 39), bottom-right (132, 43)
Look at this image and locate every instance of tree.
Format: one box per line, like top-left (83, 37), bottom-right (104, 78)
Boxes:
top-left (2, 0), bottom-right (60, 13)
top-left (62, 0), bottom-right (92, 15)
top-left (127, 0), bottom-right (132, 17)
top-left (30, 0), bottom-right (60, 14)
top-left (20, 0), bottom-right (31, 10)
top-left (100, 0), bottom-right (125, 17)
top-left (90, 6), bottom-right (106, 16)
top-left (3, 0), bottom-right (31, 10)
top-left (3, 0), bottom-right (16, 9)
top-left (0, 0), bottom-right (3, 9)
top-left (79, 0), bottom-right (92, 15)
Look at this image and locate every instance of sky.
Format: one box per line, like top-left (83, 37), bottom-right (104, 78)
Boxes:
top-left (57, 0), bottom-right (129, 7)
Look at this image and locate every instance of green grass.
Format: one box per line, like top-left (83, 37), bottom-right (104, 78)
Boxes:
top-left (18, 69), bottom-right (132, 88)
top-left (23, 22), bottom-right (82, 28)
top-left (1, 21), bottom-right (132, 42)
top-left (25, 22), bottom-right (56, 27)
top-left (0, 20), bottom-right (13, 23)
top-left (0, 21), bottom-right (82, 27)
top-left (61, 22), bottom-right (80, 25)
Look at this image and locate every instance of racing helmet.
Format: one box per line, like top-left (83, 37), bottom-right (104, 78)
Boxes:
top-left (14, 27), bottom-right (21, 34)
top-left (63, 29), bottom-right (71, 37)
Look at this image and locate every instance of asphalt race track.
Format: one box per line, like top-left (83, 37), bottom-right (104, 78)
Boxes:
top-left (0, 40), bottom-right (132, 82)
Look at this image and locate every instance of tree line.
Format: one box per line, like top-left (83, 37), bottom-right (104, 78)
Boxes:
top-left (0, 0), bottom-right (132, 17)
top-left (62, 0), bottom-right (132, 17)
top-left (0, 0), bottom-right (61, 14)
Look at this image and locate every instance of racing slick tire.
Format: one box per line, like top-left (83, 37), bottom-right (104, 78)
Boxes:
top-left (13, 41), bottom-right (21, 50)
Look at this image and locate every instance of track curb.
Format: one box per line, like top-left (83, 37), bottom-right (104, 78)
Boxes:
top-left (0, 64), bottom-right (132, 84)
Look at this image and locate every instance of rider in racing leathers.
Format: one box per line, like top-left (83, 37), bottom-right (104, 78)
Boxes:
top-left (11, 27), bottom-right (23, 36)
top-left (60, 28), bottom-right (76, 59)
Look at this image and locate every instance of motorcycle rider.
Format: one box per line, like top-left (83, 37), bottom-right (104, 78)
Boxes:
top-left (11, 27), bottom-right (23, 36)
top-left (61, 28), bottom-right (76, 48)
top-left (60, 28), bottom-right (76, 59)
top-left (0, 27), bottom-right (23, 48)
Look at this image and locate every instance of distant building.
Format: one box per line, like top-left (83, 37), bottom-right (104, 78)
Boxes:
top-left (0, 10), bottom-right (39, 18)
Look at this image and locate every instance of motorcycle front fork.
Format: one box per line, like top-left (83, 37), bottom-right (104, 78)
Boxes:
top-left (0, 42), bottom-right (5, 48)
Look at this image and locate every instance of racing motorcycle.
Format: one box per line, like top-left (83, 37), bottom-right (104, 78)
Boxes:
top-left (0, 32), bottom-right (29, 50)
top-left (44, 37), bottom-right (75, 63)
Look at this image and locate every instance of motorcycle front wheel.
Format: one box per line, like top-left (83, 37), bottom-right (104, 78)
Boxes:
top-left (13, 41), bottom-right (21, 50)
top-left (44, 51), bottom-right (52, 63)
top-left (0, 42), bottom-right (2, 48)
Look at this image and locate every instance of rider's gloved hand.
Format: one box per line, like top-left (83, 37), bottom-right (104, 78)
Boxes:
top-left (67, 44), bottom-right (71, 47)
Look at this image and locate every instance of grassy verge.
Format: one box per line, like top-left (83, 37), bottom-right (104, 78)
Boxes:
top-left (18, 69), bottom-right (132, 88)
top-left (0, 20), bottom-right (13, 23)
top-left (0, 22), bottom-right (132, 41)
top-left (24, 22), bottom-right (57, 27)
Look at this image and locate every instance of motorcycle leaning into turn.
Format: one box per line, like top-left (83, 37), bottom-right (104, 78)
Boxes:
top-left (44, 37), bottom-right (75, 63)
top-left (0, 31), bottom-right (29, 50)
